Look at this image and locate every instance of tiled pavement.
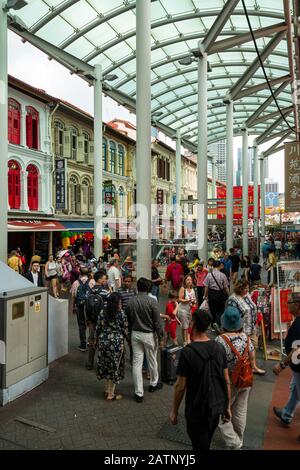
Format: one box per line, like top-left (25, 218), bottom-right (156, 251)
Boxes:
top-left (0, 301), bottom-right (283, 451)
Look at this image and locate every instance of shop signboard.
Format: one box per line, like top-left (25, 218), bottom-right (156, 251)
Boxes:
top-left (216, 185), bottom-right (260, 220)
top-left (285, 141), bottom-right (300, 212)
top-left (55, 159), bottom-right (67, 210)
top-left (157, 189), bottom-right (164, 212)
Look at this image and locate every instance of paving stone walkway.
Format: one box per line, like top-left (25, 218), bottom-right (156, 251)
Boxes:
top-left (0, 305), bottom-right (276, 450)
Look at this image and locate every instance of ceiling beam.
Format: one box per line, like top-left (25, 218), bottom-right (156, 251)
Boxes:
top-left (256, 111), bottom-right (294, 145)
top-left (245, 79), bottom-right (291, 127)
top-left (201, 0), bottom-right (240, 53)
top-left (249, 106), bottom-right (294, 125)
top-left (30, 0), bottom-right (80, 34)
top-left (263, 130), bottom-right (292, 156)
top-left (209, 22), bottom-right (287, 54)
top-left (231, 74), bottom-right (291, 99)
top-left (229, 31), bottom-right (287, 101)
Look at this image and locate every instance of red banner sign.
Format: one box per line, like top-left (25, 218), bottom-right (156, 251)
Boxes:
top-left (216, 186), bottom-right (260, 220)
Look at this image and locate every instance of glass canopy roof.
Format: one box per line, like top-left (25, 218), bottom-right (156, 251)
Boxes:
top-left (9, 0), bottom-right (297, 147)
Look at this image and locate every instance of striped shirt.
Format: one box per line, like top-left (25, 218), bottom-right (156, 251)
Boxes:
top-left (117, 287), bottom-right (137, 310)
top-left (204, 269), bottom-right (229, 291)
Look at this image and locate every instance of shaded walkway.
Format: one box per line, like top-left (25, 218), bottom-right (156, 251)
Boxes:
top-left (263, 368), bottom-right (300, 450)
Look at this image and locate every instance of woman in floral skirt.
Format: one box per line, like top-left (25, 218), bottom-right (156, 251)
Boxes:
top-left (96, 292), bottom-right (129, 400)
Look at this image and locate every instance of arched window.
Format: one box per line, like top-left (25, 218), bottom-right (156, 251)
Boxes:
top-left (118, 186), bottom-right (125, 217)
top-left (27, 164), bottom-right (39, 211)
top-left (70, 127), bottom-right (78, 160)
top-left (54, 120), bottom-right (64, 157)
top-left (26, 106), bottom-right (39, 149)
top-left (8, 99), bottom-right (21, 145)
top-left (109, 141), bottom-right (116, 173)
top-left (118, 145), bottom-right (125, 176)
top-left (8, 160), bottom-right (21, 209)
top-left (69, 175), bottom-right (80, 214)
top-left (83, 132), bottom-right (89, 164)
top-left (103, 137), bottom-right (108, 171)
top-left (81, 178), bottom-right (90, 215)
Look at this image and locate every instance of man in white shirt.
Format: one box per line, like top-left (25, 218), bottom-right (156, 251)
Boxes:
top-left (108, 259), bottom-right (121, 291)
top-left (25, 260), bottom-right (44, 287)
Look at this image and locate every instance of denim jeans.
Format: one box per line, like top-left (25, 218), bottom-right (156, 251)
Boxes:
top-left (281, 371), bottom-right (300, 423)
top-left (151, 284), bottom-right (160, 302)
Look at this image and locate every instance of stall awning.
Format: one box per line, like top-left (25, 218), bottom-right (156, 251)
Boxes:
top-left (8, 219), bottom-right (65, 232)
top-left (61, 221), bottom-right (94, 231)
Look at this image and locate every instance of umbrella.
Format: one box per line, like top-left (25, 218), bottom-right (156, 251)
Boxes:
top-left (58, 249), bottom-right (70, 258)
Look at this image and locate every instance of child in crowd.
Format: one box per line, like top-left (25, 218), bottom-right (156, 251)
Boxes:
top-left (161, 291), bottom-right (181, 346)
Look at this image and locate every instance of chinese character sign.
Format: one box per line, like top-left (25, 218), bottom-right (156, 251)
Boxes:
top-left (216, 186), bottom-right (260, 220)
top-left (55, 159), bottom-right (66, 210)
top-left (285, 142), bottom-right (300, 212)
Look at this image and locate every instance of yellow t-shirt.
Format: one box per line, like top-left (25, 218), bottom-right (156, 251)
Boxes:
top-left (8, 255), bottom-right (21, 272)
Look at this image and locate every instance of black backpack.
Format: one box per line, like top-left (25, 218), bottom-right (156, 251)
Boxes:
top-left (86, 287), bottom-right (104, 323)
top-left (75, 279), bottom-right (90, 307)
top-left (187, 342), bottom-right (228, 424)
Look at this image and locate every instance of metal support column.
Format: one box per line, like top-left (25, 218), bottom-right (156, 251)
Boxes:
top-left (253, 143), bottom-right (259, 250)
top-left (197, 51), bottom-right (208, 262)
top-left (226, 100), bottom-right (234, 252)
top-left (0, 5), bottom-right (8, 262)
top-left (242, 128), bottom-right (249, 256)
top-left (175, 129), bottom-right (182, 239)
top-left (211, 156), bottom-right (217, 199)
top-left (136, 0), bottom-right (151, 279)
top-left (260, 154), bottom-right (266, 259)
top-left (94, 64), bottom-right (103, 258)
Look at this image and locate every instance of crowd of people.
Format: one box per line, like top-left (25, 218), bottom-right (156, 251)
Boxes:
top-left (6, 238), bottom-right (300, 451)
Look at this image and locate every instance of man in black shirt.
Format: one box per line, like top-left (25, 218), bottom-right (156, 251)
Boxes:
top-left (229, 248), bottom-right (240, 284)
top-left (273, 293), bottom-right (300, 440)
top-left (170, 309), bottom-right (231, 451)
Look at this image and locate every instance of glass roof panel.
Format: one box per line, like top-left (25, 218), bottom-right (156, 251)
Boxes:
top-left (10, 0), bottom-right (296, 146)
top-left (37, 16), bottom-right (75, 46)
top-left (61, 2), bottom-right (97, 30)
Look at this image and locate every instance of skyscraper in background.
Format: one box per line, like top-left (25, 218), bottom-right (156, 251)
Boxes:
top-left (235, 147), bottom-right (254, 184)
top-left (208, 140), bottom-right (226, 182)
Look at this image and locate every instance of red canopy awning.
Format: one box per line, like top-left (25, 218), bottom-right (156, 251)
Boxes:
top-left (8, 219), bottom-right (65, 232)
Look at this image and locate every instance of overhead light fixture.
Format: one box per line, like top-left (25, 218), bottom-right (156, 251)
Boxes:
top-left (3, 0), bottom-right (27, 11)
top-left (178, 56), bottom-right (194, 66)
top-left (178, 56), bottom-right (212, 72)
top-left (104, 74), bottom-right (118, 81)
top-left (152, 111), bottom-right (163, 118)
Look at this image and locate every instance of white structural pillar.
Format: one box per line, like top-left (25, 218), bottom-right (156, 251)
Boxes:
top-left (242, 128), bottom-right (249, 256)
top-left (260, 154), bottom-right (266, 257)
top-left (211, 156), bottom-right (217, 199)
top-left (226, 100), bottom-right (234, 252)
top-left (197, 50), bottom-right (208, 262)
top-left (94, 64), bottom-right (103, 258)
top-left (253, 143), bottom-right (259, 245)
top-left (175, 129), bottom-right (182, 239)
top-left (0, 5), bottom-right (8, 262)
top-left (136, 0), bottom-right (152, 279)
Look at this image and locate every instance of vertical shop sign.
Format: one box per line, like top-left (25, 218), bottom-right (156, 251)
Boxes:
top-left (285, 142), bottom-right (300, 212)
top-left (55, 159), bottom-right (66, 210)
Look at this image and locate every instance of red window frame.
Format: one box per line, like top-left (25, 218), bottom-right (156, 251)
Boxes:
top-left (8, 99), bottom-right (21, 145)
top-left (8, 160), bottom-right (21, 209)
top-left (26, 106), bottom-right (39, 149)
top-left (27, 164), bottom-right (39, 211)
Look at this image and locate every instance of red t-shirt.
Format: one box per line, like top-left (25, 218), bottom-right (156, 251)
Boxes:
top-left (166, 301), bottom-right (176, 320)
